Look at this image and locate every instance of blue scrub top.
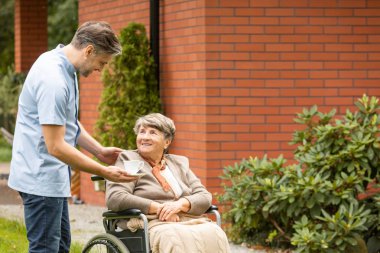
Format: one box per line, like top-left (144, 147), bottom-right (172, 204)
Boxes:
top-left (8, 45), bottom-right (80, 197)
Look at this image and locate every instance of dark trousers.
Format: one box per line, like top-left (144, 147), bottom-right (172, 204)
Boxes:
top-left (19, 192), bottom-right (71, 253)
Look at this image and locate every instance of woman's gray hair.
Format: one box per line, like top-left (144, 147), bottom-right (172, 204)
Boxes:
top-left (70, 21), bottom-right (122, 55)
top-left (133, 113), bottom-right (176, 141)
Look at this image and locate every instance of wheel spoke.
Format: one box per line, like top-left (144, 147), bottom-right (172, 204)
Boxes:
top-left (82, 233), bottom-right (130, 253)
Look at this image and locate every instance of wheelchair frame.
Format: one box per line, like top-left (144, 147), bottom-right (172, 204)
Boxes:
top-left (82, 176), bottom-right (221, 253)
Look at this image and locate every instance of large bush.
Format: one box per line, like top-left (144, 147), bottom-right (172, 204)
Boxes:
top-left (0, 66), bottom-right (25, 132)
top-left (219, 95), bottom-right (380, 253)
top-left (0, 0), bottom-right (14, 75)
top-left (96, 22), bottom-right (161, 149)
top-left (0, 0), bottom-right (78, 74)
top-left (48, 0), bottom-right (78, 50)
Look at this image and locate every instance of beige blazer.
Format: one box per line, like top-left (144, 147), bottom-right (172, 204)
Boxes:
top-left (106, 150), bottom-right (212, 215)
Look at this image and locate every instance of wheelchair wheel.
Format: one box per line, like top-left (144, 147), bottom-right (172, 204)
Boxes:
top-left (82, 233), bottom-right (130, 253)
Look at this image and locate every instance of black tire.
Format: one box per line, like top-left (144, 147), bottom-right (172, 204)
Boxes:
top-left (82, 233), bottom-right (130, 253)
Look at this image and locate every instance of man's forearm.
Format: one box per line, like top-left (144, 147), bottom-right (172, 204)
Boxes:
top-left (42, 125), bottom-right (133, 183)
top-left (77, 121), bottom-right (103, 157)
top-left (49, 138), bottom-right (107, 177)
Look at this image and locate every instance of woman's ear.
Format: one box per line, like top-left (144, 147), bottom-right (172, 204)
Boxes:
top-left (164, 139), bottom-right (171, 150)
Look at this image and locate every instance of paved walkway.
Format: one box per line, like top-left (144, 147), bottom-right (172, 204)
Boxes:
top-left (0, 162), bottom-right (9, 180)
top-left (0, 162), bottom-right (9, 173)
top-left (0, 162), bottom-right (260, 252)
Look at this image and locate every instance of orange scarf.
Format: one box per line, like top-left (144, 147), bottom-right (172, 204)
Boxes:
top-left (150, 157), bottom-right (172, 192)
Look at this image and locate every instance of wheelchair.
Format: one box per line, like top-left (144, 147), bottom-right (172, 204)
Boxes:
top-left (82, 176), bottom-right (222, 253)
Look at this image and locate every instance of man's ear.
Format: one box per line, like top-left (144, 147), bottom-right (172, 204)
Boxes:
top-left (84, 44), bottom-right (95, 57)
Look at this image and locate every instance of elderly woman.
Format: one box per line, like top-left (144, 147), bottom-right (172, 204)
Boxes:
top-left (106, 113), bottom-right (230, 253)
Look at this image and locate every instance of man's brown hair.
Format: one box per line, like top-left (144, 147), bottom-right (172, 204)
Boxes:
top-left (71, 21), bottom-right (121, 55)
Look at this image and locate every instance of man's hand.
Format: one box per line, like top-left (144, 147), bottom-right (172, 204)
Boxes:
top-left (103, 165), bottom-right (137, 183)
top-left (96, 147), bottom-right (122, 165)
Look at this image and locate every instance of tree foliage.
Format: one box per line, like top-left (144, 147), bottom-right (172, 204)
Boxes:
top-left (95, 22), bottom-right (161, 149)
top-left (0, 66), bottom-right (25, 132)
top-left (48, 0), bottom-right (78, 49)
top-left (219, 94), bottom-right (380, 253)
top-left (0, 0), bottom-right (78, 74)
top-left (0, 0), bottom-right (14, 75)
top-left (0, 0), bottom-right (77, 133)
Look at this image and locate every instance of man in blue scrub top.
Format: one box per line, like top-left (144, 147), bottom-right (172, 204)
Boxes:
top-left (8, 21), bottom-right (137, 253)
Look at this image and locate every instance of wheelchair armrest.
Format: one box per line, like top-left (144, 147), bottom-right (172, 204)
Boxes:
top-left (204, 205), bottom-right (221, 227)
top-left (91, 175), bottom-right (105, 181)
top-left (104, 205), bottom-right (218, 217)
top-left (205, 205), bottom-right (218, 213)
top-left (103, 208), bottom-right (143, 218)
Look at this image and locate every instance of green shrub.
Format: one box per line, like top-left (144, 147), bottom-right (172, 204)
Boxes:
top-left (48, 0), bottom-right (78, 50)
top-left (96, 22), bottom-right (161, 149)
top-left (0, 0), bottom-right (14, 75)
top-left (0, 66), bottom-right (25, 132)
top-left (0, 136), bottom-right (12, 162)
top-left (219, 95), bottom-right (380, 253)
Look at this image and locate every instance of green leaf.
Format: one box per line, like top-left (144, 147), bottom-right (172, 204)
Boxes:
top-left (345, 237), bottom-right (357, 246)
top-left (306, 197), bottom-right (315, 209)
top-left (367, 147), bottom-right (375, 160)
top-left (310, 205), bottom-right (321, 218)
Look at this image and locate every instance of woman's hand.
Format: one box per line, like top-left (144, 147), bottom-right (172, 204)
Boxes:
top-left (150, 202), bottom-right (180, 221)
top-left (156, 201), bottom-right (183, 221)
top-left (163, 213), bottom-right (180, 222)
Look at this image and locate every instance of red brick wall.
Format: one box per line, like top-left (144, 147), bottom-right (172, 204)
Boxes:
top-left (160, 0), bottom-right (210, 185)
top-left (78, 0), bottom-right (380, 205)
top-left (162, 0), bottom-right (380, 196)
top-left (14, 0), bottom-right (47, 72)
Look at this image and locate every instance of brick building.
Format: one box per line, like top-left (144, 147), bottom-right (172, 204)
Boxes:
top-left (14, 0), bottom-right (380, 206)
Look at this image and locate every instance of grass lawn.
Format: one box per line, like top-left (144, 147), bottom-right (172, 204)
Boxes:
top-left (0, 217), bottom-right (83, 253)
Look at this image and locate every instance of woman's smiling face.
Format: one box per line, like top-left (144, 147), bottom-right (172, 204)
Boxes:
top-left (136, 125), bottom-right (171, 158)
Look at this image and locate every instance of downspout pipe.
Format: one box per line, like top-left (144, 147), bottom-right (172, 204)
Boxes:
top-left (150, 0), bottom-right (159, 93)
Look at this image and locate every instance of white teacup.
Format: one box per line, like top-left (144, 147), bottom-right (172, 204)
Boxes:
top-left (123, 160), bottom-right (144, 175)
